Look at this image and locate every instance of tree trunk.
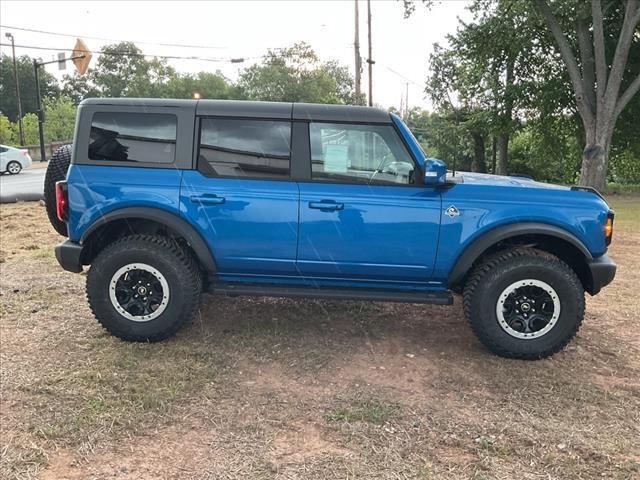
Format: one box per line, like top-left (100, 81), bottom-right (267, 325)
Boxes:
top-left (491, 136), bottom-right (497, 174)
top-left (579, 123), bottom-right (612, 191)
top-left (535, 0), bottom-right (640, 190)
top-left (579, 145), bottom-right (607, 190)
top-left (495, 54), bottom-right (514, 177)
top-left (496, 133), bottom-right (509, 175)
top-left (471, 132), bottom-right (486, 173)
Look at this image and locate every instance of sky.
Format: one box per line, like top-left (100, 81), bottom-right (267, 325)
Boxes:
top-left (0, 0), bottom-right (472, 110)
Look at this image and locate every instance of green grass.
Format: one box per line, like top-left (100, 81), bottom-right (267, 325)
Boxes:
top-left (607, 196), bottom-right (640, 229)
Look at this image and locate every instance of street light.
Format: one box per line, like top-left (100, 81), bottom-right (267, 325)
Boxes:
top-left (4, 32), bottom-right (25, 146)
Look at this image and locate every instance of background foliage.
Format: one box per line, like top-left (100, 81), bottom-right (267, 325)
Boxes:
top-left (0, 3), bottom-right (637, 185)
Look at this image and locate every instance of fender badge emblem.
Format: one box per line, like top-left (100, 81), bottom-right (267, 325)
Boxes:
top-left (445, 205), bottom-right (460, 218)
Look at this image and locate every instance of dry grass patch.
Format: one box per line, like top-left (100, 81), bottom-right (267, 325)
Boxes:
top-left (1, 199), bottom-right (639, 479)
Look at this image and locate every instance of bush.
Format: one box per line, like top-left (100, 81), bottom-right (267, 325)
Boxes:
top-left (0, 113), bottom-right (17, 144)
top-left (609, 149), bottom-right (640, 184)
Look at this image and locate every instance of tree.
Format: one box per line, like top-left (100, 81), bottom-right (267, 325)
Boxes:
top-left (0, 54), bottom-right (59, 121)
top-left (18, 96), bottom-right (76, 144)
top-left (401, 107), bottom-right (477, 171)
top-left (61, 73), bottom-right (100, 104)
top-left (0, 113), bottom-right (17, 144)
top-left (422, 1), bottom-right (550, 175)
top-left (165, 71), bottom-right (237, 100)
top-left (535, 0), bottom-right (640, 190)
top-left (43, 96), bottom-right (77, 143)
top-left (62, 42), bottom-right (178, 101)
top-left (238, 43), bottom-right (362, 104)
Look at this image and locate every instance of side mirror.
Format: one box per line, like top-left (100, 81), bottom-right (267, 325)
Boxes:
top-left (423, 158), bottom-right (447, 185)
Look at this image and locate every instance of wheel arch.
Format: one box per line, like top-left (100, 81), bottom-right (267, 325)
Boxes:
top-left (79, 207), bottom-right (216, 272)
top-left (448, 222), bottom-right (593, 292)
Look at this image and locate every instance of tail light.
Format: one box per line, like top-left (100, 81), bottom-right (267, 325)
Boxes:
top-left (21, 149), bottom-right (29, 156)
top-left (605, 211), bottom-right (614, 246)
top-left (55, 181), bottom-right (68, 222)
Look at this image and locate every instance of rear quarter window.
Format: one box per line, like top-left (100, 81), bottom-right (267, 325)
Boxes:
top-left (88, 112), bottom-right (177, 164)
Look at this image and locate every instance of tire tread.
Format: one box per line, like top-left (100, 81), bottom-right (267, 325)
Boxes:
top-left (86, 234), bottom-right (201, 342)
top-left (463, 247), bottom-right (584, 359)
top-left (44, 144), bottom-right (72, 236)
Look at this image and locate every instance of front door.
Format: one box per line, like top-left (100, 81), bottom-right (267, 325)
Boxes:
top-left (181, 117), bottom-right (299, 277)
top-left (297, 121), bottom-right (441, 286)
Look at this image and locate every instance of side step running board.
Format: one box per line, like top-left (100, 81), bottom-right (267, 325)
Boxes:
top-left (207, 283), bottom-right (453, 305)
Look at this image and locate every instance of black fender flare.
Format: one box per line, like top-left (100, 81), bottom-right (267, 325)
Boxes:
top-left (80, 207), bottom-right (217, 272)
top-left (447, 222), bottom-right (592, 288)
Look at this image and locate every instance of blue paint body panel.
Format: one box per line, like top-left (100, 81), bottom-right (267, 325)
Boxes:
top-left (297, 182), bottom-right (441, 284)
top-left (180, 171), bottom-right (299, 275)
top-left (67, 164), bottom-right (183, 243)
top-left (433, 182), bottom-right (610, 282)
top-left (65, 113), bottom-right (612, 294)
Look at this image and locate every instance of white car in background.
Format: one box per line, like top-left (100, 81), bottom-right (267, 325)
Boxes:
top-left (0, 144), bottom-right (32, 174)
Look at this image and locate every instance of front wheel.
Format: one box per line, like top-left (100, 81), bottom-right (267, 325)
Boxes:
top-left (87, 235), bottom-right (202, 342)
top-left (463, 248), bottom-right (584, 359)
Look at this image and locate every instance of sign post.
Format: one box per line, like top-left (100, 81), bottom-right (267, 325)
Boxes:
top-left (34, 38), bottom-right (92, 161)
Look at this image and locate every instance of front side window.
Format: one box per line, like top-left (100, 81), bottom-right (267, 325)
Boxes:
top-left (89, 112), bottom-right (177, 163)
top-left (198, 118), bottom-right (291, 179)
top-left (310, 122), bottom-right (416, 185)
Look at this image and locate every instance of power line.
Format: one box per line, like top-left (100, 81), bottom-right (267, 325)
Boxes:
top-left (0, 24), bottom-right (230, 50)
top-left (0, 24), bottom-right (345, 54)
top-left (380, 64), bottom-right (422, 87)
top-left (0, 42), bottom-right (252, 63)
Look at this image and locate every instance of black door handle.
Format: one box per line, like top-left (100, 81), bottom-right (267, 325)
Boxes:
top-left (308, 200), bottom-right (344, 212)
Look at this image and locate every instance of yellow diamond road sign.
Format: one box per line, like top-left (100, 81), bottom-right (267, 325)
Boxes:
top-left (72, 38), bottom-right (92, 76)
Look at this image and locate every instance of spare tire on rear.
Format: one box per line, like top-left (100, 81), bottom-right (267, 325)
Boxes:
top-left (44, 144), bottom-right (72, 236)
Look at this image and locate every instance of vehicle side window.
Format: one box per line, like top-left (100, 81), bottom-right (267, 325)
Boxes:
top-left (0, 146), bottom-right (8, 153)
top-left (198, 118), bottom-right (291, 179)
top-left (88, 112), bottom-right (177, 164)
top-left (309, 122), bottom-right (416, 185)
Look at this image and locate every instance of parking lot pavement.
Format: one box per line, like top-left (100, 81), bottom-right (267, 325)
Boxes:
top-left (0, 168), bottom-right (46, 203)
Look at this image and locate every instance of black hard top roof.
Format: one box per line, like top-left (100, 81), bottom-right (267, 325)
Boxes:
top-left (80, 98), bottom-right (392, 123)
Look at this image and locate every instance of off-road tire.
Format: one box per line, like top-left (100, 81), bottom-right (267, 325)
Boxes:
top-left (463, 247), bottom-right (584, 360)
top-left (44, 144), bottom-right (72, 236)
top-left (86, 235), bottom-right (202, 342)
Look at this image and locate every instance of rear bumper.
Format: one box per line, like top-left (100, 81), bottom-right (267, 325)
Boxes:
top-left (54, 240), bottom-right (83, 273)
top-left (586, 255), bottom-right (616, 295)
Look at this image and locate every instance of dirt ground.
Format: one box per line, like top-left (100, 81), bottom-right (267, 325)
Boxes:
top-left (1, 198), bottom-right (639, 480)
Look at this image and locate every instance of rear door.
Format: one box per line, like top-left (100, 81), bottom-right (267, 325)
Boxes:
top-left (180, 109), bottom-right (300, 277)
top-left (296, 120), bottom-right (441, 285)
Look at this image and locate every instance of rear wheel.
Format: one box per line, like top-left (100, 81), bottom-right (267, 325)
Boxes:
top-left (44, 144), bottom-right (72, 236)
top-left (463, 248), bottom-right (584, 359)
top-left (7, 161), bottom-right (22, 174)
top-left (87, 235), bottom-right (202, 342)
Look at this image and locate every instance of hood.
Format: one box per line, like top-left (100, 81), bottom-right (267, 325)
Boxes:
top-left (452, 171), bottom-right (569, 190)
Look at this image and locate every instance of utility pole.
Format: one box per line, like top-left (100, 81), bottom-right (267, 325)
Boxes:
top-left (4, 32), bottom-right (25, 146)
top-left (33, 59), bottom-right (46, 162)
top-left (405, 82), bottom-right (409, 120)
top-left (354, 0), bottom-right (362, 102)
top-left (366, 0), bottom-right (374, 107)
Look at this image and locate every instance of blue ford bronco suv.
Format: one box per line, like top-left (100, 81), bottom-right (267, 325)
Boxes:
top-left (45, 98), bottom-right (616, 359)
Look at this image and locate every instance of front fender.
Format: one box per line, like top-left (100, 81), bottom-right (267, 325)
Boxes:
top-left (447, 221), bottom-right (592, 287)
